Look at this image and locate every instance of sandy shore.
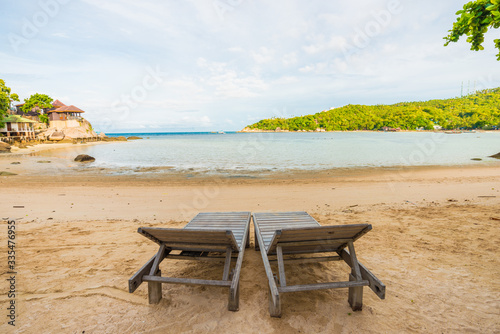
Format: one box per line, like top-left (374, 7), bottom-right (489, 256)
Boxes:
top-left (0, 156), bottom-right (499, 333)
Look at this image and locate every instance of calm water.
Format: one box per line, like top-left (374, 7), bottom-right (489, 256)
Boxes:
top-left (44, 132), bottom-right (500, 172)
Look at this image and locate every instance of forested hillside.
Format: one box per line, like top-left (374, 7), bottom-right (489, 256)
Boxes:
top-left (246, 88), bottom-right (500, 131)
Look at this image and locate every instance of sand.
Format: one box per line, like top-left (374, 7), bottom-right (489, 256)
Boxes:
top-left (0, 150), bottom-right (499, 333)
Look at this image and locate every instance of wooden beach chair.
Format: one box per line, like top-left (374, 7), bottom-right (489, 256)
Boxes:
top-left (253, 211), bottom-right (385, 317)
top-left (129, 212), bottom-right (251, 311)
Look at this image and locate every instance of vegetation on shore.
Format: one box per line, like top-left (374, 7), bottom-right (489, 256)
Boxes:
top-left (0, 79), bottom-right (19, 127)
top-left (246, 88), bottom-right (500, 132)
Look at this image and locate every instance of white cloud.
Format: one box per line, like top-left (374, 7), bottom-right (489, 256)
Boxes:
top-left (251, 47), bottom-right (275, 64)
top-left (282, 52), bottom-right (297, 66)
top-left (228, 47), bottom-right (244, 53)
top-left (197, 58), bottom-right (268, 98)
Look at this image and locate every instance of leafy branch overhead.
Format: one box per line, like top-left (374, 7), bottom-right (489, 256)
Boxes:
top-left (21, 93), bottom-right (53, 114)
top-left (444, 0), bottom-right (500, 60)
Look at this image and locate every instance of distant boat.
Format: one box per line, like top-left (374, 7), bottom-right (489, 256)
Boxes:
top-left (444, 130), bottom-right (462, 134)
top-left (218, 131), bottom-right (225, 134)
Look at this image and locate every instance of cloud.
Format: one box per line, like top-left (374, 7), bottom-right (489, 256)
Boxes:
top-left (251, 47), bottom-right (275, 64)
top-left (197, 58), bottom-right (268, 98)
top-left (282, 52), bottom-right (297, 66)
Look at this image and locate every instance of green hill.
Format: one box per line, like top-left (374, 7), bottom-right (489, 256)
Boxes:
top-left (245, 88), bottom-right (500, 131)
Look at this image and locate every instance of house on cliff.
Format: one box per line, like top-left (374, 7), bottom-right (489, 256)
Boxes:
top-left (46, 100), bottom-right (85, 130)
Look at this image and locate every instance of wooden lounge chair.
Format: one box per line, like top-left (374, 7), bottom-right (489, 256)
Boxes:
top-left (129, 212), bottom-right (251, 311)
top-left (253, 211), bottom-right (385, 317)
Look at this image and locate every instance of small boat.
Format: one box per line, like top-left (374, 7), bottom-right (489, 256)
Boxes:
top-left (444, 130), bottom-right (462, 134)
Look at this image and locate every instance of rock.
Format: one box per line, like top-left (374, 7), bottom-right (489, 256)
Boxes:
top-left (0, 171), bottom-right (17, 176)
top-left (49, 131), bottom-right (65, 141)
top-left (37, 160), bottom-right (51, 163)
top-left (98, 132), bottom-right (107, 138)
top-left (0, 141), bottom-right (11, 153)
top-left (127, 136), bottom-right (143, 140)
top-left (18, 143), bottom-right (28, 149)
top-left (115, 136), bottom-right (127, 141)
top-left (471, 158), bottom-right (482, 161)
top-left (74, 154), bottom-right (95, 162)
top-left (11, 162), bottom-right (21, 165)
top-left (489, 152), bottom-right (500, 159)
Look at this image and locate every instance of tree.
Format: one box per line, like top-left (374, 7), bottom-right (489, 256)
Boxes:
top-left (21, 93), bottom-right (53, 114)
top-left (444, 0), bottom-right (500, 60)
top-left (0, 79), bottom-right (19, 126)
top-left (38, 114), bottom-right (49, 125)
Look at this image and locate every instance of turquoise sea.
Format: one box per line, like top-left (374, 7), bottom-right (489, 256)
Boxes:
top-left (41, 132), bottom-right (500, 173)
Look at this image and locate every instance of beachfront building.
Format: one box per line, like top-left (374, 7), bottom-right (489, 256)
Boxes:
top-left (12, 103), bottom-right (47, 122)
top-left (0, 115), bottom-right (36, 141)
top-left (46, 100), bottom-right (85, 130)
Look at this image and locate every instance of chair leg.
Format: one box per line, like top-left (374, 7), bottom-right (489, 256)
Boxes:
top-left (148, 270), bottom-right (162, 304)
top-left (348, 271), bottom-right (363, 311)
top-left (228, 284), bottom-right (240, 311)
top-left (269, 276), bottom-right (281, 317)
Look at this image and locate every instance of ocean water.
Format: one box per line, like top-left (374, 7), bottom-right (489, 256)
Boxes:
top-left (42, 132), bottom-right (500, 173)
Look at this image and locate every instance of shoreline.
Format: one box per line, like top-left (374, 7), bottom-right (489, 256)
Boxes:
top-left (1, 150), bottom-right (499, 184)
top-left (2, 163), bottom-right (499, 222)
top-left (6, 140), bottom-right (111, 155)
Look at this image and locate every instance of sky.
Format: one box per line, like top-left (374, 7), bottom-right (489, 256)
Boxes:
top-left (1, 0), bottom-right (499, 133)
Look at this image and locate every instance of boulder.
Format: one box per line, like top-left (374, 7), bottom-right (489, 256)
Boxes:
top-left (74, 154), bottom-right (95, 162)
top-left (0, 171), bottom-right (17, 176)
top-left (0, 141), bottom-right (11, 153)
top-left (489, 152), bottom-right (500, 159)
top-left (49, 131), bottom-right (65, 141)
top-left (98, 132), bottom-right (107, 138)
top-left (115, 136), bottom-right (127, 141)
top-left (127, 136), bottom-right (143, 140)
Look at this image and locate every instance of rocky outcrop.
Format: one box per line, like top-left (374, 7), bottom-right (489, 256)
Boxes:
top-left (43, 118), bottom-right (97, 140)
top-left (49, 131), bottom-right (65, 141)
top-left (127, 136), bottom-right (143, 140)
top-left (0, 142), bottom-right (11, 153)
top-left (489, 152), bottom-right (500, 159)
top-left (74, 154), bottom-right (95, 162)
